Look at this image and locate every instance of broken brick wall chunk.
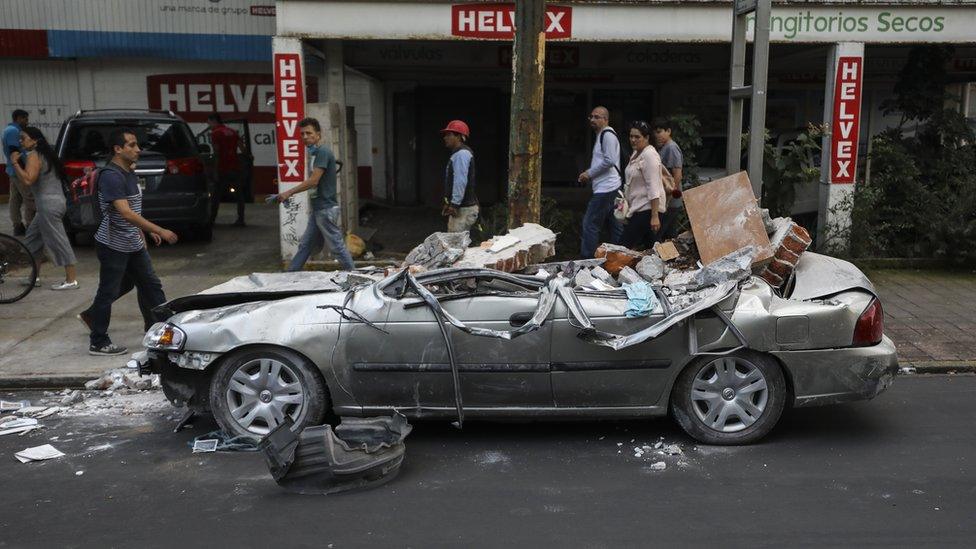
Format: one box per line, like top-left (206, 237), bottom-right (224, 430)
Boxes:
top-left (594, 243), bottom-right (643, 275)
top-left (453, 223), bottom-right (556, 273)
top-left (759, 221), bottom-right (812, 287)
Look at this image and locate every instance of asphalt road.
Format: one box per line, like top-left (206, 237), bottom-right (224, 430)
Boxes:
top-left (1, 374), bottom-right (974, 548)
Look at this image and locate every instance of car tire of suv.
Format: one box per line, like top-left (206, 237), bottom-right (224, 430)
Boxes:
top-left (209, 346), bottom-right (329, 442)
top-left (670, 351), bottom-right (786, 446)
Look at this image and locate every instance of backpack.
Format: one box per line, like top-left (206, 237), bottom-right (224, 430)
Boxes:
top-left (70, 167), bottom-right (103, 228)
top-left (598, 128), bottom-right (625, 181)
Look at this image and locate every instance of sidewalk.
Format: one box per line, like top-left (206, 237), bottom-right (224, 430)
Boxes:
top-left (2, 201), bottom-right (974, 387)
top-left (866, 268), bottom-right (976, 370)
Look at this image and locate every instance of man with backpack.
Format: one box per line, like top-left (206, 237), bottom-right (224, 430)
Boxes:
top-left (577, 106), bottom-right (623, 258)
top-left (78, 128), bottom-right (178, 356)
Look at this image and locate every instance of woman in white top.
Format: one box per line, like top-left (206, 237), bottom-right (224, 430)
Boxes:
top-left (618, 120), bottom-right (666, 249)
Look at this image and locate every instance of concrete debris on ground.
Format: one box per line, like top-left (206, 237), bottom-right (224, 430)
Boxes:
top-left (453, 223), bottom-right (556, 273)
top-left (402, 231), bottom-right (472, 270)
top-left (617, 266), bottom-right (644, 286)
top-left (15, 443), bottom-right (65, 463)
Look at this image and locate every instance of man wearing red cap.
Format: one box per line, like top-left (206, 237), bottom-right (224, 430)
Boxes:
top-left (440, 120), bottom-right (479, 233)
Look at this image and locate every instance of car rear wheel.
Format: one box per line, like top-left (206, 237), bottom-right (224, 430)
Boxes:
top-left (670, 351), bottom-right (786, 445)
top-left (209, 346), bottom-right (328, 441)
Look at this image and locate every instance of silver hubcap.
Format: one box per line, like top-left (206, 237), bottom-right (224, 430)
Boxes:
top-left (225, 358), bottom-right (305, 435)
top-left (691, 357), bottom-right (769, 433)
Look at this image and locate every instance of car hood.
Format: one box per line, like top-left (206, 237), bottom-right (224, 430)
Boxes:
top-left (788, 252), bottom-right (877, 301)
top-left (155, 271), bottom-right (382, 317)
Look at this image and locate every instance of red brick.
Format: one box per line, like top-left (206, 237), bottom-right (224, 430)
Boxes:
top-left (595, 244), bottom-right (642, 275)
top-left (761, 270), bottom-right (784, 286)
top-left (768, 258), bottom-right (795, 278)
top-left (774, 246), bottom-right (800, 265)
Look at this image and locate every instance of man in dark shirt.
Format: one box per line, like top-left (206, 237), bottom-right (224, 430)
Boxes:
top-left (277, 117), bottom-right (355, 271)
top-left (207, 114), bottom-right (246, 226)
top-left (652, 117), bottom-right (685, 242)
top-left (80, 128), bottom-right (178, 356)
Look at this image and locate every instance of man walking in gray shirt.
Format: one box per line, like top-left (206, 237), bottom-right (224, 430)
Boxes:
top-left (577, 106), bottom-right (623, 258)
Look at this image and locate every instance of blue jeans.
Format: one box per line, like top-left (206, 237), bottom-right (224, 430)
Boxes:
top-left (288, 205), bottom-right (355, 271)
top-left (86, 244), bottom-right (166, 347)
top-left (580, 190), bottom-right (623, 258)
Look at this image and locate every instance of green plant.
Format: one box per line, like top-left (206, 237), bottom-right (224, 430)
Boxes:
top-left (761, 125), bottom-right (824, 218)
top-left (830, 45), bottom-right (976, 263)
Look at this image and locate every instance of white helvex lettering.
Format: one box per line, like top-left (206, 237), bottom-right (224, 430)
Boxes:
top-left (841, 61), bottom-right (859, 80)
top-left (478, 11), bottom-right (492, 30)
top-left (282, 119), bottom-right (298, 136)
top-left (188, 84), bottom-right (211, 111)
top-left (230, 84), bottom-right (255, 112)
top-left (283, 157), bottom-right (300, 177)
top-left (280, 98), bottom-right (297, 118)
top-left (839, 101), bottom-right (854, 120)
top-left (215, 86), bottom-right (234, 112)
top-left (458, 10), bottom-right (476, 32)
top-left (497, 10), bottom-right (512, 32)
top-left (283, 140), bottom-right (299, 156)
top-left (840, 82), bottom-right (856, 101)
top-left (158, 84), bottom-right (185, 112)
top-left (546, 12), bottom-right (566, 33)
top-left (279, 79), bottom-right (296, 99)
top-left (839, 121), bottom-right (854, 139)
top-left (835, 160), bottom-right (851, 178)
top-left (278, 58), bottom-right (297, 78)
top-left (836, 141), bottom-right (852, 158)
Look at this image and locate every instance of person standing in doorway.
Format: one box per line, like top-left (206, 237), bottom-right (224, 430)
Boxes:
top-left (652, 117), bottom-right (684, 242)
top-left (81, 128), bottom-right (177, 356)
top-left (577, 106), bottom-right (623, 258)
top-left (440, 120), bottom-right (479, 233)
top-left (207, 114), bottom-right (246, 226)
top-left (278, 117), bottom-right (355, 272)
top-left (5, 109), bottom-right (33, 236)
top-left (618, 121), bottom-right (666, 249)
top-left (11, 127), bottom-right (79, 290)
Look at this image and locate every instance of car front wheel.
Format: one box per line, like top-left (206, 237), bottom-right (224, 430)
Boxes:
top-left (670, 351), bottom-right (786, 445)
top-left (209, 346), bottom-right (328, 441)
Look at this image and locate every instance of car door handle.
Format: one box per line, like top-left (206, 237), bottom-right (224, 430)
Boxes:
top-left (509, 312), bottom-right (534, 327)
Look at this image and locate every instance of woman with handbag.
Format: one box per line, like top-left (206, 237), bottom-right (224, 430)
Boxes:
top-left (616, 120), bottom-right (666, 249)
top-left (11, 126), bottom-right (79, 290)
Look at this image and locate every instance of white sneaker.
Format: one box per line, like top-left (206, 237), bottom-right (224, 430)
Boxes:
top-left (21, 277), bottom-right (40, 287)
top-left (51, 280), bottom-right (79, 291)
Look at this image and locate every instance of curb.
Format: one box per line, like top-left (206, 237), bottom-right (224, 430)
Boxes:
top-left (0, 375), bottom-right (92, 390)
top-left (901, 361), bottom-right (976, 374)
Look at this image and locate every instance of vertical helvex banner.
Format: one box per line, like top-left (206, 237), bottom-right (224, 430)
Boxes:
top-left (274, 52), bottom-right (306, 185)
top-left (829, 56), bottom-right (863, 184)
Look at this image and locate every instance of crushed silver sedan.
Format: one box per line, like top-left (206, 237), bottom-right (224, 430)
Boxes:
top-left (143, 252), bottom-right (897, 445)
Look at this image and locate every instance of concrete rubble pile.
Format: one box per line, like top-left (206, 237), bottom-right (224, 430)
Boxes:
top-left (403, 223), bottom-right (557, 273)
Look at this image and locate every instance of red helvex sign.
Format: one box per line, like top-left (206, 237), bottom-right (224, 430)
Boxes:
top-left (274, 53), bottom-right (306, 184)
top-left (829, 56), bottom-right (863, 184)
top-left (452, 4), bottom-right (572, 39)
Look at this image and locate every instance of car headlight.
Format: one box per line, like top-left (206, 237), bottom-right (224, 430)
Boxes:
top-left (144, 322), bottom-right (187, 351)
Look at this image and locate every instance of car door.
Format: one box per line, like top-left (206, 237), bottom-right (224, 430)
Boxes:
top-left (336, 275), bottom-right (553, 412)
top-left (549, 290), bottom-right (682, 408)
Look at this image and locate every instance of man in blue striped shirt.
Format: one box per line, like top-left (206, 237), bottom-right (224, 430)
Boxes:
top-left (80, 128), bottom-right (178, 356)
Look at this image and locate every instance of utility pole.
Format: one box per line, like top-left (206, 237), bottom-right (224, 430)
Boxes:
top-left (507, 0), bottom-right (546, 229)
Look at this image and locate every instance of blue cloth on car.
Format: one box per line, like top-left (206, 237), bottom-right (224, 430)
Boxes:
top-left (623, 281), bottom-right (658, 318)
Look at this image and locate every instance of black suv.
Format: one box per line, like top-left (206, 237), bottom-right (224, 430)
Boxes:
top-left (56, 109), bottom-right (213, 241)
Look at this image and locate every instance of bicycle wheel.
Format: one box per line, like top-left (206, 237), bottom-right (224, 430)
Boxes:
top-left (0, 233), bottom-right (38, 304)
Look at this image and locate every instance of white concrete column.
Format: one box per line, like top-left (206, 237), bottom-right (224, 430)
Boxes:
top-left (324, 40), bottom-right (359, 234)
top-left (273, 36), bottom-right (310, 264)
top-left (817, 42), bottom-right (865, 253)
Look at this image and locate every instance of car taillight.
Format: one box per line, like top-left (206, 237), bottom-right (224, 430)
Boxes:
top-left (166, 157), bottom-right (203, 176)
top-left (853, 298), bottom-right (884, 347)
top-left (64, 160), bottom-right (96, 179)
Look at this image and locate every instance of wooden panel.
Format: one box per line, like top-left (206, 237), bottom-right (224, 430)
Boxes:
top-left (682, 171), bottom-right (772, 266)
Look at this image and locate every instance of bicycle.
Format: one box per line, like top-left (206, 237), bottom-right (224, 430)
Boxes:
top-left (0, 232), bottom-right (38, 303)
